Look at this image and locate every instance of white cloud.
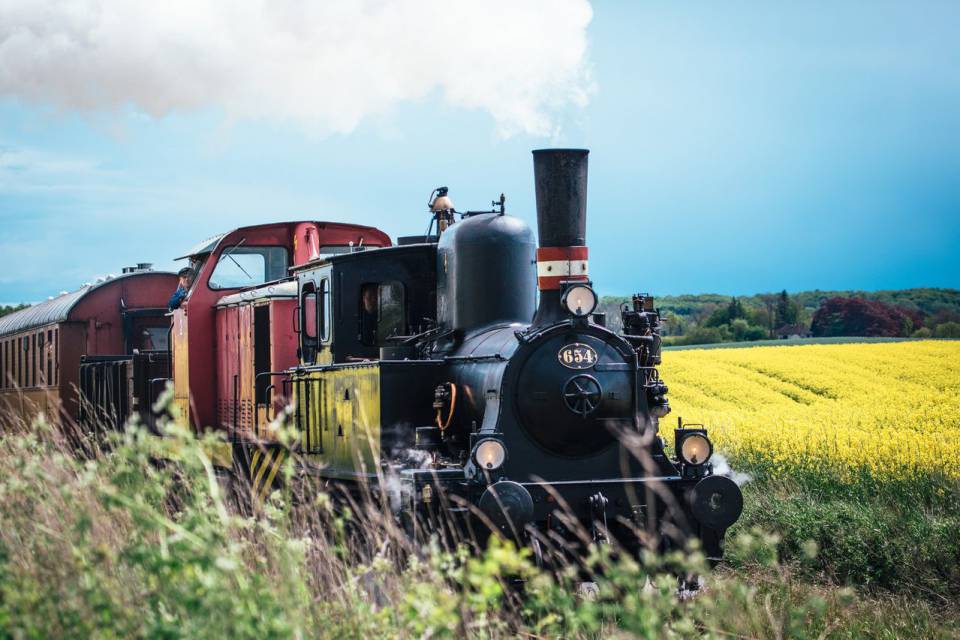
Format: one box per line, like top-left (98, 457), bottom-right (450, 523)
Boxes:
top-left (0, 146), bottom-right (99, 176)
top-left (0, 0), bottom-right (593, 137)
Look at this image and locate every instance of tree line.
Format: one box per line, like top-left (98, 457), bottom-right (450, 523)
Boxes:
top-left (0, 304), bottom-right (29, 320)
top-left (599, 287), bottom-right (960, 346)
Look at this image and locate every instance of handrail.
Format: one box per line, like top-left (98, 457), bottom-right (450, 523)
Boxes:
top-left (253, 371), bottom-right (294, 436)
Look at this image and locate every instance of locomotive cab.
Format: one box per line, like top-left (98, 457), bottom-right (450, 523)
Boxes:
top-left (294, 243), bottom-right (437, 365)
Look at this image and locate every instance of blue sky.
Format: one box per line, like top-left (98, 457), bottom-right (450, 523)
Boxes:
top-left (1, 1), bottom-right (958, 304)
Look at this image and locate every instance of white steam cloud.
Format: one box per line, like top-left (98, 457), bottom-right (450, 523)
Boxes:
top-left (0, 0), bottom-right (593, 136)
top-left (712, 454), bottom-right (752, 487)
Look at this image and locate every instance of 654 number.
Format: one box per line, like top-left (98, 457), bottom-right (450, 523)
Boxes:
top-left (558, 344), bottom-right (597, 369)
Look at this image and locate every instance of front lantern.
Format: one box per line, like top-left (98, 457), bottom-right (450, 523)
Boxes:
top-left (675, 426), bottom-right (713, 467)
top-left (473, 438), bottom-right (507, 470)
top-left (561, 284), bottom-right (597, 317)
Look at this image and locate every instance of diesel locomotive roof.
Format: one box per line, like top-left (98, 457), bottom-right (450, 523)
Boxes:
top-left (175, 220), bottom-right (391, 260)
top-left (0, 271), bottom-right (175, 337)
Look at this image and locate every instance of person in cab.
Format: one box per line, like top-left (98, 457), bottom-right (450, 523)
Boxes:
top-left (168, 267), bottom-right (195, 311)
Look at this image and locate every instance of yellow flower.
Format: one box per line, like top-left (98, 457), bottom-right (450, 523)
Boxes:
top-left (660, 341), bottom-right (960, 487)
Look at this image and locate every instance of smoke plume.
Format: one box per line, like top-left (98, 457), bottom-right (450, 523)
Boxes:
top-left (711, 454), bottom-right (752, 487)
top-left (0, 0), bottom-right (593, 136)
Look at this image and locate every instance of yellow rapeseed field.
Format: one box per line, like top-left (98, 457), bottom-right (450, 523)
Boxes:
top-left (660, 340), bottom-right (960, 488)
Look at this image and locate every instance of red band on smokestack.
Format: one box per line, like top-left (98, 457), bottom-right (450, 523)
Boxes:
top-left (536, 246), bottom-right (588, 261)
top-left (536, 246), bottom-right (589, 290)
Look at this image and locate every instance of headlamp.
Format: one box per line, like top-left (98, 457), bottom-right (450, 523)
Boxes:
top-left (473, 439), bottom-right (507, 470)
top-left (561, 284), bottom-right (597, 317)
top-left (678, 433), bottom-right (713, 466)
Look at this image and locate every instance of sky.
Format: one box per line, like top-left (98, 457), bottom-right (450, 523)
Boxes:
top-left (1, 0), bottom-right (958, 303)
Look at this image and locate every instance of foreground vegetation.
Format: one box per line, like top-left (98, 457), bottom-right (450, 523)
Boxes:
top-left (1, 340), bottom-right (958, 638)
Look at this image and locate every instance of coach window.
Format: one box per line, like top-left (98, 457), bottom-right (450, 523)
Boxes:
top-left (54, 329), bottom-right (59, 385)
top-left (23, 337), bottom-right (29, 388)
top-left (360, 282), bottom-right (406, 346)
top-left (37, 332), bottom-right (45, 385)
top-left (301, 284), bottom-right (319, 363)
top-left (32, 334), bottom-right (38, 387)
top-left (1, 341), bottom-right (6, 388)
top-left (208, 246), bottom-right (289, 290)
top-left (45, 331), bottom-right (53, 386)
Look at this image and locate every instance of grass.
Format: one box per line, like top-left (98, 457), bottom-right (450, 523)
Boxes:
top-left (1, 339), bottom-right (960, 638)
top-left (735, 479), bottom-right (960, 599)
top-left (0, 417), bottom-right (956, 638)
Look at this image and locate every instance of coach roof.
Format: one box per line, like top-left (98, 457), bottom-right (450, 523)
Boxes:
top-left (0, 271), bottom-right (175, 337)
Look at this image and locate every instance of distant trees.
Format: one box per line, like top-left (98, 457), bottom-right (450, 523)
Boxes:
top-left (605, 288), bottom-right (960, 347)
top-left (0, 304), bottom-right (28, 319)
top-left (810, 297), bottom-right (923, 337)
top-left (674, 296), bottom-right (768, 345)
top-left (935, 322), bottom-right (960, 339)
top-left (660, 311), bottom-right (687, 337)
top-left (775, 289), bottom-right (800, 326)
top-left (704, 297), bottom-right (745, 327)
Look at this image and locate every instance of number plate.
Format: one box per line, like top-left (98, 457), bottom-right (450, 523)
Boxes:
top-left (557, 343), bottom-right (597, 369)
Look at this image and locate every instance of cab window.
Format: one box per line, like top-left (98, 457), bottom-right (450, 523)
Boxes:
top-left (319, 278), bottom-right (331, 342)
top-left (209, 246), bottom-right (289, 290)
top-left (360, 282), bottom-right (406, 346)
top-left (301, 285), bottom-right (318, 363)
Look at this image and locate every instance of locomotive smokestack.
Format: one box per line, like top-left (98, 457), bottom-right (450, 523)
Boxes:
top-left (533, 148), bottom-right (588, 249)
top-left (532, 149), bottom-right (590, 325)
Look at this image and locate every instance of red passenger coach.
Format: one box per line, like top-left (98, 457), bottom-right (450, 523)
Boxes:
top-left (171, 221), bottom-right (391, 432)
top-left (0, 268), bottom-right (177, 429)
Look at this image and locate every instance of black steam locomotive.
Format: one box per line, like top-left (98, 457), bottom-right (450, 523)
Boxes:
top-left (283, 149), bottom-right (743, 562)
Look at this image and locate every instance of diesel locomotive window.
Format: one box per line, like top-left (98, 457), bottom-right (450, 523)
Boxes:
top-left (208, 246), bottom-right (289, 290)
top-left (318, 245), bottom-right (353, 258)
top-left (360, 282), bottom-right (406, 346)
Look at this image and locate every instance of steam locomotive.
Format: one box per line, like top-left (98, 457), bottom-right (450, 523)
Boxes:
top-left (284, 149), bottom-right (742, 560)
top-left (0, 149), bottom-right (742, 561)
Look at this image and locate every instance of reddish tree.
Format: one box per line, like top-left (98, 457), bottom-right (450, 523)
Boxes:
top-left (810, 297), bottom-right (923, 337)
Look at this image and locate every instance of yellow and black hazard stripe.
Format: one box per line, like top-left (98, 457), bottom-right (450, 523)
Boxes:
top-left (248, 446), bottom-right (289, 502)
